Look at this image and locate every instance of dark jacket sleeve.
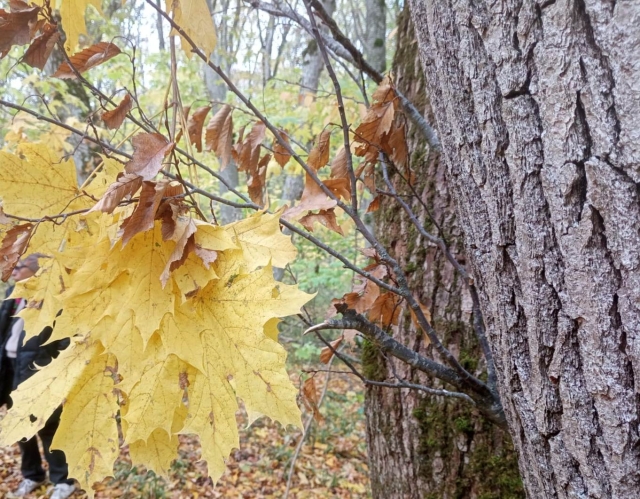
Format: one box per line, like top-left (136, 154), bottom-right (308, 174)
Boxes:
top-left (13, 326), bottom-right (70, 388)
top-left (0, 288), bottom-right (16, 407)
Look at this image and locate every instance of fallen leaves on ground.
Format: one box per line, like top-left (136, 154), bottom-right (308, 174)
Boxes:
top-left (0, 372), bottom-right (370, 498)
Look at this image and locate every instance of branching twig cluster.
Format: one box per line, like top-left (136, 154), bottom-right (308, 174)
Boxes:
top-left (0, 0), bottom-right (506, 428)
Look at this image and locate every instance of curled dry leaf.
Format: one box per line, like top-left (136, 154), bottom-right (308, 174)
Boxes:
top-left (236, 121), bottom-right (266, 173)
top-left (383, 122), bottom-right (408, 167)
top-left (194, 245), bottom-right (217, 269)
top-left (272, 130), bottom-right (291, 168)
top-left (102, 94), bottom-right (133, 130)
top-left (125, 133), bottom-right (174, 180)
top-left (0, 0), bottom-right (40, 58)
top-left (120, 180), bottom-right (180, 245)
top-left (205, 105), bottom-right (234, 167)
top-left (247, 153), bottom-right (270, 207)
top-left (53, 42), bottom-right (122, 79)
top-left (369, 292), bottom-right (401, 327)
top-left (320, 336), bottom-right (343, 364)
top-left (90, 172), bottom-right (142, 214)
top-left (161, 213), bottom-right (197, 287)
top-left (301, 377), bottom-right (323, 423)
top-left (0, 223), bottom-right (33, 281)
top-left (323, 178), bottom-right (351, 201)
top-left (187, 105), bottom-right (211, 152)
top-left (371, 76), bottom-right (395, 104)
top-left (299, 209), bottom-right (343, 236)
top-left (366, 196), bottom-right (380, 213)
top-left (283, 174), bottom-right (337, 220)
top-left (307, 129), bottom-right (331, 170)
top-left (21, 22), bottom-right (59, 69)
top-left (330, 146), bottom-right (348, 179)
top-left (341, 264), bottom-right (387, 314)
top-left (359, 247), bottom-right (380, 261)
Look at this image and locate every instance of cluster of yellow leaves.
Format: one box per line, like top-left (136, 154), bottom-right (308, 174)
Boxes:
top-left (0, 143), bottom-right (312, 497)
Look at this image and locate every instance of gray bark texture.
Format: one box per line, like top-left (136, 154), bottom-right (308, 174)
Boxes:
top-left (409, 0), bottom-right (640, 497)
top-left (299, 0), bottom-right (336, 99)
top-left (364, 7), bottom-right (522, 499)
top-left (364, 0), bottom-right (386, 73)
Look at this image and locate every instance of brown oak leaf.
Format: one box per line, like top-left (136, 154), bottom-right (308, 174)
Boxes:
top-left (102, 94), bottom-right (133, 130)
top-left (0, 0), bottom-right (40, 59)
top-left (0, 223), bottom-right (33, 281)
top-left (187, 105), bottom-right (211, 152)
top-left (124, 133), bottom-right (173, 180)
top-left (21, 22), bottom-right (59, 69)
top-left (307, 129), bottom-right (331, 170)
top-left (90, 172), bottom-right (142, 214)
top-left (53, 42), bottom-right (122, 79)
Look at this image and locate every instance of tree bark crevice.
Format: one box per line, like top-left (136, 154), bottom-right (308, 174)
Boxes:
top-left (410, 0), bottom-right (640, 496)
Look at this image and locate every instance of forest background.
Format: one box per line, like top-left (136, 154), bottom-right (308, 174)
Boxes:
top-left (3, 0), bottom-right (635, 497)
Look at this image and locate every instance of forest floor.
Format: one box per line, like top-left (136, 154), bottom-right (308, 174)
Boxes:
top-left (0, 368), bottom-right (371, 498)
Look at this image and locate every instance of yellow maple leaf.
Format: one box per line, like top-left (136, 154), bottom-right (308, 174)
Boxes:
top-left (168, 0), bottom-right (217, 59)
top-left (0, 339), bottom-right (100, 445)
top-left (59, 0), bottom-right (103, 52)
top-left (0, 143), bottom-right (79, 218)
top-left (51, 352), bottom-right (119, 498)
top-left (0, 144), bottom-right (313, 494)
top-left (225, 210), bottom-right (297, 271)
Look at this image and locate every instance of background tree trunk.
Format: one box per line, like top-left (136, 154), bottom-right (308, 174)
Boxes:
top-left (364, 0), bottom-right (386, 73)
top-left (364, 7), bottom-right (523, 498)
top-left (409, 0), bottom-right (640, 497)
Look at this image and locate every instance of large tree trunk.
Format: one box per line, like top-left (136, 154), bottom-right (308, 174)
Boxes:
top-left (364, 7), bottom-right (523, 498)
top-left (409, 0), bottom-right (640, 497)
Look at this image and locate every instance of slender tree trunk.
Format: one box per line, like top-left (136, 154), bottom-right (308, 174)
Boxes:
top-left (204, 0), bottom-right (241, 225)
top-left (299, 0), bottom-right (336, 102)
top-left (364, 0), bottom-right (386, 73)
top-left (364, 7), bottom-right (522, 498)
top-left (410, 0), bottom-right (640, 497)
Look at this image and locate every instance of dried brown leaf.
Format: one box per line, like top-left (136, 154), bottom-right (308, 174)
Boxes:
top-left (323, 178), bottom-right (351, 201)
top-left (307, 129), bottom-right (331, 170)
top-left (342, 264), bottom-right (387, 314)
top-left (187, 105), bottom-right (211, 152)
top-left (330, 146), bottom-right (348, 179)
top-left (161, 214), bottom-right (197, 286)
top-left (21, 22), bottom-right (59, 69)
top-left (194, 245), bottom-right (217, 269)
top-left (205, 104), bottom-right (231, 153)
top-left (272, 130), bottom-right (291, 168)
top-left (101, 94), bottom-right (133, 130)
top-left (354, 102), bottom-right (394, 147)
top-left (320, 336), bottom-right (343, 364)
top-left (384, 122), bottom-right (408, 167)
top-left (124, 133), bottom-right (173, 180)
top-left (283, 174), bottom-right (338, 220)
top-left (299, 209), bottom-right (343, 235)
top-left (120, 180), bottom-right (174, 245)
top-left (369, 293), bottom-right (401, 327)
top-left (0, 223), bottom-right (33, 281)
top-left (247, 153), bottom-right (270, 207)
top-left (53, 42), bottom-right (122, 79)
top-left (90, 172), bottom-right (142, 214)
top-left (302, 377), bottom-right (323, 423)
top-left (0, 0), bottom-right (39, 59)
top-left (237, 121), bottom-right (266, 173)
top-left (371, 76), bottom-right (395, 104)
top-left (366, 196), bottom-right (380, 213)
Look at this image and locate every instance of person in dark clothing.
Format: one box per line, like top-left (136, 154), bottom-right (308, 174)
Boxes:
top-left (0, 255), bottom-right (76, 499)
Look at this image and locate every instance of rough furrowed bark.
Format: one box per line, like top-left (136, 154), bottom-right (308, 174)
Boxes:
top-left (409, 0), bottom-right (640, 497)
top-left (364, 7), bottom-right (522, 498)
